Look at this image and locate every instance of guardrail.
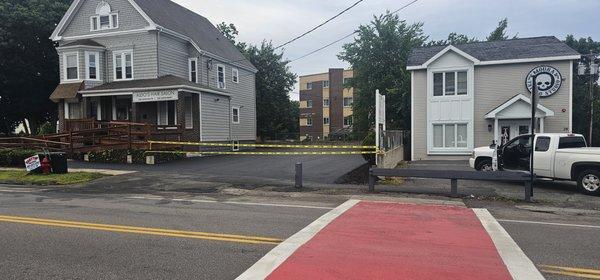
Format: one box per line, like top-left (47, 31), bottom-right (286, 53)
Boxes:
top-left (368, 168), bottom-right (534, 201)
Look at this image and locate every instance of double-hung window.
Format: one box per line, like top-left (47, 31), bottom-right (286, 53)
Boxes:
top-left (323, 99), bottom-right (330, 107)
top-left (433, 124), bottom-right (468, 149)
top-left (343, 97), bottom-right (353, 107)
top-left (344, 116), bottom-right (353, 127)
top-left (85, 51), bottom-right (100, 80)
top-left (323, 117), bottom-right (330, 125)
top-left (232, 68), bottom-right (239, 83)
top-left (90, 2), bottom-right (118, 31)
top-left (306, 100), bottom-right (313, 108)
top-left (64, 53), bottom-right (79, 81)
top-left (306, 83), bottom-right (313, 90)
top-left (232, 107), bottom-right (240, 124)
top-left (433, 71), bottom-right (468, 96)
top-left (217, 65), bottom-right (226, 89)
top-left (323, 81), bottom-right (330, 88)
top-left (114, 51), bottom-right (133, 81)
top-left (157, 101), bottom-right (176, 127)
top-left (306, 117), bottom-right (313, 127)
top-left (189, 58), bottom-right (198, 83)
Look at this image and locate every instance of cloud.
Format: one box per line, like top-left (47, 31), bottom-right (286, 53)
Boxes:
top-left (172, 0), bottom-right (600, 100)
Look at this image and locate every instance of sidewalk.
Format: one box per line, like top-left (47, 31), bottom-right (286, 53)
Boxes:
top-left (238, 200), bottom-right (543, 280)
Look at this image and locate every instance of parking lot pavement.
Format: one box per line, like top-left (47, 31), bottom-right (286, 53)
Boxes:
top-left (69, 152), bottom-right (367, 185)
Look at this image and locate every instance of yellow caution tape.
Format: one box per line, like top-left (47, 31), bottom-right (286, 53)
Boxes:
top-left (147, 140), bottom-right (377, 150)
top-left (146, 150), bottom-right (380, 156)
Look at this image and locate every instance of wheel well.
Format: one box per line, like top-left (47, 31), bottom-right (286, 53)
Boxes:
top-left (571, 163), bottom-right (600, 180)
top-left (475, 157), bottom-right (492, 168)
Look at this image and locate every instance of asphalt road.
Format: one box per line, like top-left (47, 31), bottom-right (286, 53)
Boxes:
top-left (0, 188), bottom-right (598, 280)
top-left (0, 191), bottom-right (333, 280)
top-left (70, 152), bottom-right (367, 185)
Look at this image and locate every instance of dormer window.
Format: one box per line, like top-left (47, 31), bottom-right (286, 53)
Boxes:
top-left (90, 1), bottom-right (118, 31)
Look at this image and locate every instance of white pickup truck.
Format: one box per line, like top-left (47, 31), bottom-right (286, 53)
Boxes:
top-left (470, 133), bottom-right (600, 195)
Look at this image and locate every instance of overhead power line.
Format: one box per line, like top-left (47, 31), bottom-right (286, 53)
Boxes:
top-left (288, 0), bottom-right (421, 63)
top-left (274, 0), bottom-right (365, 50)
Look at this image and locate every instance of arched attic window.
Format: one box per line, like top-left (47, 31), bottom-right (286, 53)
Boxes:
top-left (90, 1), bottom-right (118, 31)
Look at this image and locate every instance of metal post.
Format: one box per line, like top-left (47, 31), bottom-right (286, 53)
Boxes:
top-left (524, 181), bottom-right (532, 202)
top-left (368, 167), bottom-right (376, 192)
top-left (589, 69), bottom-right (594, 146)
top-left (451, 179), bottom-right (458, 197)
top-left (530, 75), bottom-right (537, 200)
top-left (295, 162), bottom-right (303, 189)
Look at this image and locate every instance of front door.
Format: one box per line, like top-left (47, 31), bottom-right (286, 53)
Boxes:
top-left (498, 120), bottom-right (532, 145)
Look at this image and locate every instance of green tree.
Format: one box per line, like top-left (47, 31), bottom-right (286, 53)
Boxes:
top-left (0, 0), bottom-right (71, 135)
top-left (426, 32), bottom-right (477, 46)
top-left (565, 35), bottom-right (600, 146)
top-left (338, 12), bottom-right (427, 137)
top-left (217, 23), bottom-right (298, 140)
top-left (486, 18), bottom-right (517, 41)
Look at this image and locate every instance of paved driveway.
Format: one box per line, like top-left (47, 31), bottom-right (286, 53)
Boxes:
top-left (70, 152), bottom-right (367, 185)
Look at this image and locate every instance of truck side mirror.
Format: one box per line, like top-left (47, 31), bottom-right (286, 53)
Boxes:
top-left (489, 140), bottom-right (497, 149)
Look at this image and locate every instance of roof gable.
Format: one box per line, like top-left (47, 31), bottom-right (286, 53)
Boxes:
top-left (485, 94), bottom-right (555, 119)
top-left (408, 36), bottom-right (581, 69)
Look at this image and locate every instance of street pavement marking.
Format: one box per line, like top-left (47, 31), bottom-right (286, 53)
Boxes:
top-left (126, 196), bottom-right (336, 210)
top-left (473, 209), bottom-right (545, 280)
top-left (540, 265), bottom-right (600, 279)
top-left (498, 219), bottom-right (600, 229)
top-left (0, 214), bottom-right (282, 245)
top-left (236, 199), bottom-right (360, 280)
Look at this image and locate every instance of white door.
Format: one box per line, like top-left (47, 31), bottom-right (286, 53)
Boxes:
top-left (533, 135), bottom-right (554, 177)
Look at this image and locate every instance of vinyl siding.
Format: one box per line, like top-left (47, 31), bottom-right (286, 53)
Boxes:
top-left (61, 0), bottom-right (149, 38)
top-left (158, 33), bottom-right (189, 79)
top-left (412, 60), bottom-right (573, 160)
top-left (94, 33), bottom-right (158, 82)
top-left (201, 93), bottom-right (230, 141)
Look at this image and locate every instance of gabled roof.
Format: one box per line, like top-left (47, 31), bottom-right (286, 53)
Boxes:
top-left (408, 36), bottom-right (580, 69)
top-left (50, 0), bottom-right (256, 72)
top-left (485, 94), bottom-right (555, 119)
top-left (132, 0), bottom-right (256, 71)
top-left (79, 75), bottom-right (230, 97)
top-left (59, 39), bottom-right (105, 49)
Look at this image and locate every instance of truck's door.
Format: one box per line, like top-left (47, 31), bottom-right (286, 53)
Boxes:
top-left (501, 135), bottom-right (532, 171)
top-left (533, 136), bottom-right (555, 177)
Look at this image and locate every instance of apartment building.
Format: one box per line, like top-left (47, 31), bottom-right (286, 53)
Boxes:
top-left (299, 69), bottom-right (354, 140)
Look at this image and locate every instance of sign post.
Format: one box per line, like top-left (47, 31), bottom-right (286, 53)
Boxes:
top-left (375, 90), bottom-right (386, 166)
top-left (528, 75), bottom-right (538, 202)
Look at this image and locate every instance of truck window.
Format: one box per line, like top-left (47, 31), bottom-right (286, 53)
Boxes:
top-left (535, 137), bottom-right (551, 152)
top-left (558, 137), bottom-right (587, 149)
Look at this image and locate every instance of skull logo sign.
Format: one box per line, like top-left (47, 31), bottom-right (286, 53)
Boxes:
top-left (526, 65), bottom-right (563, 97)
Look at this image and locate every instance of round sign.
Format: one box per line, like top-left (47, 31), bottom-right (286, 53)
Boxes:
top-left (526, 65), bottom-right (563, 97)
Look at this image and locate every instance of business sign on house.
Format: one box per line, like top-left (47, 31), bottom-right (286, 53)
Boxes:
top-left (133, 90), bottom-right (179, 103)
top-left (525, 65), bottom-right (563, 97)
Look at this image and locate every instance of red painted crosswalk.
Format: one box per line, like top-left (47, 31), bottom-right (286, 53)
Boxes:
top-left (238, 200), bottom-right (543, 280)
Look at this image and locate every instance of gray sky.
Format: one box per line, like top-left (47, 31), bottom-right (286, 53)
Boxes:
top-left (174, 0), bottom-right (600, 100)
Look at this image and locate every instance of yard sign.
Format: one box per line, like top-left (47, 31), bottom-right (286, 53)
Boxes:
top-left (24, 155), bottom-right (41, 172)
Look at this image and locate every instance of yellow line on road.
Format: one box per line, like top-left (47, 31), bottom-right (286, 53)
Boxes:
top-left (0, 215), bottom-right (282, 245)
top-left (540, 265), bottom-right (600, 279)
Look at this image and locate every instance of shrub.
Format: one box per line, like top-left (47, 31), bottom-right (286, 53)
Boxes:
top-left (85, 149), bottom-right (185, 164)
top-left (37, 122), bottom-right (56, 135)
top-left (362, 132), bottom-right (376, 165)
top-left (0, 149), bottom-right (40, 167)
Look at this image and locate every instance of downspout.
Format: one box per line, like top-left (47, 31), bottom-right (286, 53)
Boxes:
top-left (228, 97), bottom-right (232, 142)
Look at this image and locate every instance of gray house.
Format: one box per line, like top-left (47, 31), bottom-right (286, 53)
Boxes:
top-left (408, 37), bottom-right (580, 161)
top-left (49, 0), bottom-right (257, 145)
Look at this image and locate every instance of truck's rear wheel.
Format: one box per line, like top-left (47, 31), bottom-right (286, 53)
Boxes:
top-left (476, 159), bottom-right (493, 172)
top-left (577, 169), bottom-right (600, 196)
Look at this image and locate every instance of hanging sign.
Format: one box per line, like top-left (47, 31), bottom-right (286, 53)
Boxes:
top-left (526, 65), bottom-right (563, 97)
top-left (133, 90), bottom-right (178, 103)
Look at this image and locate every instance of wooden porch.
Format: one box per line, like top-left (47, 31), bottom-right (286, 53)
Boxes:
top-left (0, 119), bottom-right (184, 154)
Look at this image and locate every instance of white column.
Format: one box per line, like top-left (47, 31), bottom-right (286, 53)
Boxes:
top-left (96, 99), bottom-right (102, 121)
top-left (112, 96), bottom-right (117, 120)
top-left (494, 118), bottom-right (499, 144)
top-left (540, 118), bottom-right (544, 133)
top-left (64, 101), bottom-right (70, 119)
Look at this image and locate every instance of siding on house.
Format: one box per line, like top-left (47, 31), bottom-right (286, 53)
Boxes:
top-left (201, 92), bottom-right (231, 141)
top-left (411, 58), bottom-right (573, 161)
top-left (158, 33), bottom-right (189, 79)
top-left (61, 0), bottom-right (149, 38)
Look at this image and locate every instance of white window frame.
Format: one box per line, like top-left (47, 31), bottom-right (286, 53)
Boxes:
top-left (433, 70), bottom-right (468, 97)
top-left (188, 58), bottom-right (198, 83)
top-left (431, 123), bottom-right (469, 149)
top-left (306, 83), bottom-right (313, 90)
top-left (231, 106), bottom-right (240, 124)
top-left (323, 99), bottom-right (330, 107)
top-left (217, 64), bottom-right (226, 89)
top-left (306, 117), bottom-right (313, 127)
top-left (184, 96), bottom-right (193, 129)
top-left (232, 68), bottom-right (239, 83)
top-left (63, 52), bottom-right (79, 81)
top-left (113, 50), bottom-right (133, 81)
top-left (90, 13), bottom-right (118, 31)
top-left (156, 101), bottom-right (177, 127)
top-left (323, 117), bottom-right (330, 125)
top-left (84, 51), bottom-right (100, 81)
top-left (323, 80), bottom-right (330, 88)
top-left (343, 97), bottom-right (353, 107)
top-left (307, 100), bottom-right (313, 108)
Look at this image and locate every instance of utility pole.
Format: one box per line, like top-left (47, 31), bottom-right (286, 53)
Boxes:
top-left (578, 53), bottom-right (599, 146)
